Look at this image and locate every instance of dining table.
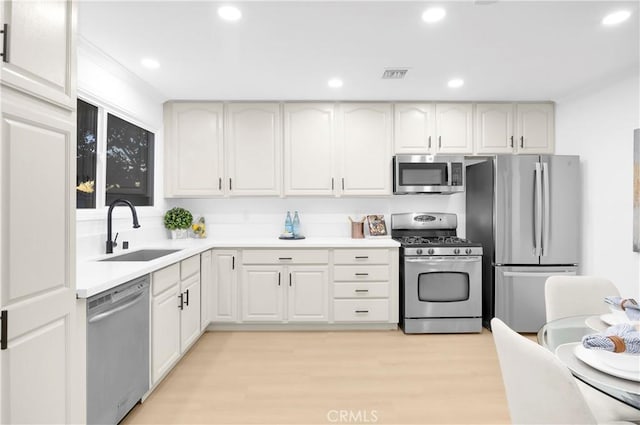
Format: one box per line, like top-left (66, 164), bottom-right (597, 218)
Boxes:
top-left (537, 315), bottom-right (640, 410)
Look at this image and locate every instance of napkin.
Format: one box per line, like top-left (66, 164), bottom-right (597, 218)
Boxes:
top-left (582, 323), bottom-right (640, 353)
top-left (604, 296), bottom-right (640, 321)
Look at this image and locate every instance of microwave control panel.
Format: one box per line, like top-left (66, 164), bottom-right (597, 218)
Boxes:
top-left (451, 163), bottom-right (464, 186)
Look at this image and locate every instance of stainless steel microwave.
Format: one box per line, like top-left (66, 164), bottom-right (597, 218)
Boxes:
top-left (393, 154), bottom-right (465, 194)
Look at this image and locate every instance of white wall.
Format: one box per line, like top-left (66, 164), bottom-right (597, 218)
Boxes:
top-left (556, 71), bottom-right (640, 298)
top-left (76, 38), bottom-right (167, 259)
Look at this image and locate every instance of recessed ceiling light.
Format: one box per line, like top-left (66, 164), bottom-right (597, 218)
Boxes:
top-left (140, 58), bottom-right (160, 69)
top-left (602, 10), bottom-right (631, 26)
top-left (448, 78), bottom-right (464, 88)
top-left (218, 5), bottom-right (242, 21)
top-left (328, 78), bottom-right (343, 88)
top-left (422, 7), bottom-right (446, 23)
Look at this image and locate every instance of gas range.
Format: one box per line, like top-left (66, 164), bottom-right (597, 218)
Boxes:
top-left (392, 212), bottom-right (483, 334)
top-left (391, 213), bottom-right (483, 257)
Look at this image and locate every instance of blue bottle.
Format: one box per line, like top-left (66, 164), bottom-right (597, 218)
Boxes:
top-left (285, 211), bottom-right (293, 235)
top-left (292, 211), bottom-right (301, 237)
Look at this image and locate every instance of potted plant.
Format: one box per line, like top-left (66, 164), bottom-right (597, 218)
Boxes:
top-left (164, 207), bottom-right (193, 239)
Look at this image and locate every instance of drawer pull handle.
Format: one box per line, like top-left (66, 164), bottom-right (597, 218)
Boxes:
top-left (355, 273), bottom-right (369, 276)
top-left (355, 256), bottom-right (369, 259)
top-left (355, 310), bottom-right (369, 314)
top-left (278, 257), bottom-right (292, 260)
top-left (354, 289), bottom-right (369, 293)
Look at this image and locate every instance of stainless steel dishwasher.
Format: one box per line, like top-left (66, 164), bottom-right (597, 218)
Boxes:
top-left (87, 275), bottom-right (150, 425)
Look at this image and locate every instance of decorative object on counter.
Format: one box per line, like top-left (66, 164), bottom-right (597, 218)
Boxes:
top-left (293, 211), bottom-right (301, 237)
top-left (349, 216), bottom-right (365, 239)
top-left (191, 216), bottom-right (206, 239)
top-left (279, 210), bottom-right (305, 239)
top-left (366, 214), bottom-right (388, 237)
top-left (164, 207), bottom-right (193, 239)
top-left (284, 211), bottom-right (293, 236)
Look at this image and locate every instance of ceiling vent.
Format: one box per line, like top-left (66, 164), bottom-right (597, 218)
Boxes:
top-left (382, 69), bottom-right (408, 79)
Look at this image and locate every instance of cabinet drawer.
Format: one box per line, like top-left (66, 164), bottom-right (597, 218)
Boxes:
top-left (334, 265), bottom-right (390, 281)
top-left (333, 282), bottom-right (389, 299)
top-left (152, 263), bottom-right (180, 296)
top-left (334, 249), bottom-right (389, 265)
top-left (333, 299), bottom-right (389, 322)
top-left (181, 255), bottom-right (200, 280)
top-left (242, 249), bottom-right (329, 264)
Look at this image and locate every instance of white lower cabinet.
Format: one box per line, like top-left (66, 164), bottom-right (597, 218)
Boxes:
top-left (241, 264), bottom-right (329, 322)
top-left (151, 265), bottom-right (181, 384)
top-left (211, 250), bottom-right (239, 322)
top-left (332, 248), bottom-right (396, 323)
top-left (240, 250), bottom-right (330, 323)
top-left (151, 256), bottom-right (201, 385)
top-left (180, 273), bottom-right (201, 352)
top-left (210, 247), bottom-right (398, 327)
top-left (200, 250), bottom-right (212, 331)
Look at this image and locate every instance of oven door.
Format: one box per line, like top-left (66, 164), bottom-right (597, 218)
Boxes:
top-left (403, 256), bottom-right (482, 318)
top-left (394, 157), bottom-right (451, 193)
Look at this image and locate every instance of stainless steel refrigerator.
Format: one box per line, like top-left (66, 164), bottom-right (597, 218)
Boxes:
top-left (466, 155), bottom-right (580, 332)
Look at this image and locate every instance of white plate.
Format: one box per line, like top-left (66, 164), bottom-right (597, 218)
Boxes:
top-left (573, 345), bottom-right (640, 382)
top-left (600, 313), bottom-right (629, 326)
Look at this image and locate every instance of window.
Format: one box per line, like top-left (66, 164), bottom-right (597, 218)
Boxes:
top-left (75, 99), bottom-right (155, 208)
top-left (76, 100), bottom-right (98, 208)
top-left (105, 113), bottom-right (154, 206)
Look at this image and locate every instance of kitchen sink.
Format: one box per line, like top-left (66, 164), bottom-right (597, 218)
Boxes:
top-left (99, 249), bottom-right (182, 262)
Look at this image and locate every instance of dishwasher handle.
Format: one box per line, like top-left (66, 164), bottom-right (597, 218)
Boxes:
top-left (88, 292), bottom-right (145, 324)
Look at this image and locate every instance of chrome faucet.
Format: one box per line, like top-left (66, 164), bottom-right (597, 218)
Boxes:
top-left (106, 199), bottom-right (140, 254)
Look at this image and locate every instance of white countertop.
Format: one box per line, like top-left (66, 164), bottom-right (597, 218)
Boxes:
top-left (77, 237), bottom-right (400, 298)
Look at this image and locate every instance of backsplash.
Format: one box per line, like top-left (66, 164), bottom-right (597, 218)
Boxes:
top-left (76, 195), bottom-right (465, 260)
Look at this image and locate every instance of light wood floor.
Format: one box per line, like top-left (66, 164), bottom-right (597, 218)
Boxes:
top-left (123, 329), bottom-right (511, 425)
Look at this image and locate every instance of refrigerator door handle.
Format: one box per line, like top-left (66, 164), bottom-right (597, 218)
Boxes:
top-left (534, 162), bottom-right (542, 257)
top-left (542, 162), bottom-right (550, 257)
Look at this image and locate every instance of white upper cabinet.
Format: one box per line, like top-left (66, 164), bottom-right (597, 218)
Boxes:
top-left (474, 103), bottom-right (515, 154)
top-left (225, 103), bottom-right (282, 196)
top-left (474, 102), bottom-right (555, 154)
top-left (283, 103), bottom-right (335, 196)
top-left (516, 103), bottom-right (555, 154)
top-left (337, 103), bottom-right (393, 196)
top-left (435, 103), bottom-right (474, 154)
top-left (1, 0), bottom-right (75, 109)
top-left (164, 102), bottom-right (224, 197)
top-left (394, 103), bottom-right (436, 154)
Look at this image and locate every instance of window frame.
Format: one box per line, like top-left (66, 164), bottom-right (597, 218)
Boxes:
top-left (76, 92), bottom-right (163, 221)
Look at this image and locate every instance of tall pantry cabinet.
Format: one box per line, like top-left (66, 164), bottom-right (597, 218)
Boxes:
top-left (0, 1), bottom-right (80, 424)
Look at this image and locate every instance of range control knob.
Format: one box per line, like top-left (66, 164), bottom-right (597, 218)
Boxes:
top-left (465, 248), bottom-right (472, 255)
top-left (454, 248), bottom-right (460, 255)
top-left (427, 248), bottom-right (435, 255)
top-left (416, 249), bottom-right (423, 255)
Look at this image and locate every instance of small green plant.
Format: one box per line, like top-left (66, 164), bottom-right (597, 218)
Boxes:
top-left (163, 207), bottom-right (193, 230)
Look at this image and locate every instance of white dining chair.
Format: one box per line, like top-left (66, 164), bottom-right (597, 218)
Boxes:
top-left (491, 317), bottom-right (636, 425)
top-left (545, 275), bottom-right (619, 322)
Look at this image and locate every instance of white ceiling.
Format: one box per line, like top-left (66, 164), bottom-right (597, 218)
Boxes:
top-left (78, 1), bottom-right (640, 102)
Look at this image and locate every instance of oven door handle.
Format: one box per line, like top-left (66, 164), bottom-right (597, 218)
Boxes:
top-left (404, 257), bottom-right (481, 263)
